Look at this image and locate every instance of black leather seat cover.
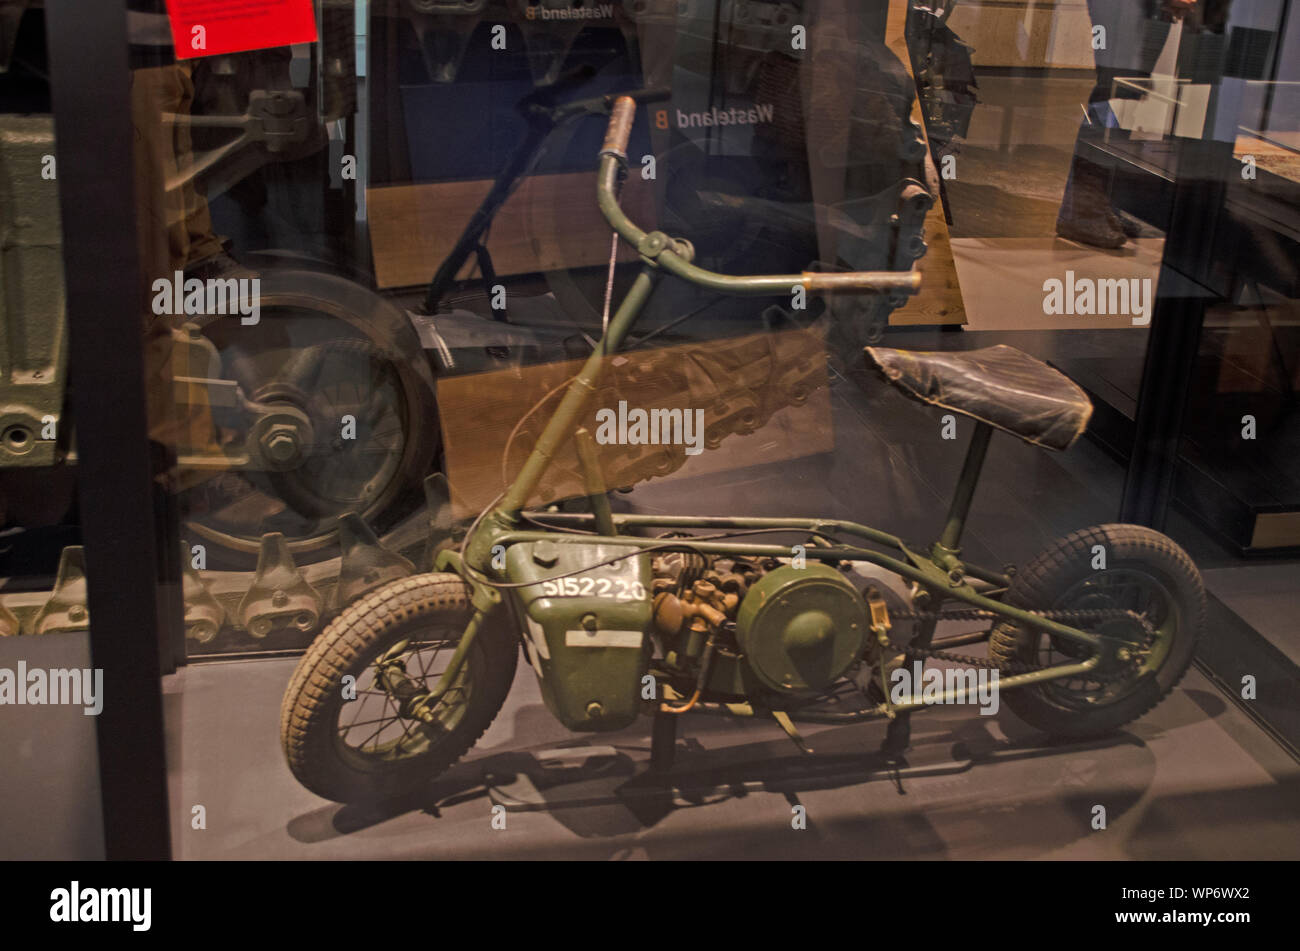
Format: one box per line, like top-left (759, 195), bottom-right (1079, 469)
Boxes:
top-left (864, 345), bottom-right (1093, 451)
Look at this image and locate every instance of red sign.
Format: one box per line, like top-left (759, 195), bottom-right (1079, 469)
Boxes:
top-left (164, 0), bottom-right (319, 60)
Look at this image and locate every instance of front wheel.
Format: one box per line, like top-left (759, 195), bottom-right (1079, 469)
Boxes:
top-left (988, 524), bottom-right (1204, 737)
top-left (280, 573), bottom-right (518, 803)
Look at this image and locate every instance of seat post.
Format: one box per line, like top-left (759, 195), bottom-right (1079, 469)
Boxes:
top-left (938, 422), bottom-right (993, 553)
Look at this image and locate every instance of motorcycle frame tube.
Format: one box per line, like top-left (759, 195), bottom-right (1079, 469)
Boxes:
top-left (573, 426), bottom-right (617, 536)
top-left (683, 651), bottom-right (1103, 723)
top-left (527, 511), bottom-right (1015, 590)
top-left (468, 154), bottom-right (923, 567)
top-left (487, 265), bottom-right (661, 526)
top-left (938, 421), bottom-right (993, 554)
top-left (488, 527), bottom-right (1102, 652)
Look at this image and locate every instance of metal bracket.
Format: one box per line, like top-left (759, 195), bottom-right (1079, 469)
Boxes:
top-left (180, 541), bottom-right (226, 644)
top-left (333, 513), bottom-right (415, 611)
top-left (236, 533), bottom-right (322, 638)
top-left (866, 586), bottom-right (898, 720)
top-left (33, 545), bottom-right (90, 635)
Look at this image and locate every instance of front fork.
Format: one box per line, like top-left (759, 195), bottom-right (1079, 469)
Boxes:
top-left (373, 604), bottom-right (489, 724)
top-left (372, 543), bottom-right (506, 722)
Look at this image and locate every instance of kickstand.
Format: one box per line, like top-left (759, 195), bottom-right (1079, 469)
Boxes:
top-left (882, 709), bottom-right (911, 760)
top-left (880, 712), bottom-right (911, 794)
top-left (773, 710), bottom-right (814, 754)
top-left (650, 710), bottom-right (678, 772)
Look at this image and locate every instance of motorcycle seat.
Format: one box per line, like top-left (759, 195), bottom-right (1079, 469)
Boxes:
top-left (864, 344), bottom-right (1093, 451)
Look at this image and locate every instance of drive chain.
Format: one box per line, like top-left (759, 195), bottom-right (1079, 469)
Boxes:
top-left (887, 607), bottom-right (1157, 680)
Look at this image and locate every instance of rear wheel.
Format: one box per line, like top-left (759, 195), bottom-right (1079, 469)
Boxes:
top-left (280, 573), bottom-right (518, 804)
top-left (988, 524), bottom-right (1204, 737)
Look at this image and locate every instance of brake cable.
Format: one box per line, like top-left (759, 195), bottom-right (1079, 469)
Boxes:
top-left (599, 161), bottom-right (629, 334)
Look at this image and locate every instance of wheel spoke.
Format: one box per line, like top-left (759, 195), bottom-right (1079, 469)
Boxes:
top-left (341, 714), bottom-right (407, 731)
top-left (332, 627), bottom-right (471, 759)
top-left (356, 718), bottom-right (394, 751)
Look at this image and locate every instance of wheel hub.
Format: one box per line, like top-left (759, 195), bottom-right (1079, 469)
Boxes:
top-left (250, 406), bottom-right (314, 470)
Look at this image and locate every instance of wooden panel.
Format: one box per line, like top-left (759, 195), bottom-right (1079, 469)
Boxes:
top-left (436, 328), bottom-right (834, 518)
top-left (1235, 134), bottom-right (1300, 184)
top-left (367, 172), bottom-right (658, 290)
top-left (950, 0), bottom-right (1095, 70)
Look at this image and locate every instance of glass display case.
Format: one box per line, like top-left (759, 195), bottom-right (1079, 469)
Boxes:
top-left (1, 0), bottom-right (1296, 869)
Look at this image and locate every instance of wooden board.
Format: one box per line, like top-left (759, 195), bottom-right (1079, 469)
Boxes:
top-left (1235, 134), bottom-right (1300, 185)
top-left (436, 328), bottom-right (834, 518)
top-left (367, 172), bottom-right (658, 290)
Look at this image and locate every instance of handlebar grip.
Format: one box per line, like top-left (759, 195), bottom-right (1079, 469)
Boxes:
top-left (601, 95), bottom-right (637, 161)
top-left (801, 270), bottom-right (923, 295)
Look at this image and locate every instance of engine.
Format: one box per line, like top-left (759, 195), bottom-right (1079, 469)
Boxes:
top-left (649, 549), bottom-right (891, 697)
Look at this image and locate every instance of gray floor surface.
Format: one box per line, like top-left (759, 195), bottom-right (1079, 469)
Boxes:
top-left (165, 655), bottom-right (1298, 860)
top-left (1204, 565), bottom-right (1300, 669)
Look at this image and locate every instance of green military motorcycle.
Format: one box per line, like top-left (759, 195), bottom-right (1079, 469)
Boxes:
top-left (280, 98), bottom-right (1205, 804)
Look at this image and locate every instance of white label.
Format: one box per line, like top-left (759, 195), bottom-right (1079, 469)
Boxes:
top-left (564, 629), bottom-right (644, 648)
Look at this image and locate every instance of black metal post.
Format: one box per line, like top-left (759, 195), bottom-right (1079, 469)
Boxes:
top-left (1118, 140), bottom-right (1227, 527)
top-left (1118, 293), bottom-right (1206, 526)
top-left (45, 0), bottom-right (173, 859)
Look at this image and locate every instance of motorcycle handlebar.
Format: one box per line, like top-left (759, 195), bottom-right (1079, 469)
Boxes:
top-left (600, 95), bottom-right (638, 161)
top-left (596, 97), bottom-right (921, 297)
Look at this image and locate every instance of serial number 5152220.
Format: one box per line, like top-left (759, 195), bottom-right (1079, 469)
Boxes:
top-left (538, 575), bottom-right (648, 601)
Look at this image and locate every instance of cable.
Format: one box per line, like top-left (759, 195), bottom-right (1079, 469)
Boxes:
top-left (499, 373), bottom-right (580, 491)
top-left (520, 510), bottom-right (600, 535)
top-left (459, 526), bottom-right (824, 591)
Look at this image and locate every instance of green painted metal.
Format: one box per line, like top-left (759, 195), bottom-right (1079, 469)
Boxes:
top-left (596, 155), bottom-right (922, 299)
top-left (419, 608), bottom-right (484, 706)
top-left (735, 563), bottom-right (868, 694)
top-left (491, 528), bottom-right (1103, 650)
top-left (573, 426), bottom-right (615, 537)
top-left (888, 656), bottom-right (1100, 713)
top-left (683, 653), bottom-right (1100, 724)
top-left (525, 511), bottom-right (908, 551)
top-left (938, 421), bottom-right (993, 553)
top-left (477, 265), bottom-right (660, 539)
top-left (503, 539), bottom-right (653, 731)
top-left (0, 116), bottom-right (66, 468)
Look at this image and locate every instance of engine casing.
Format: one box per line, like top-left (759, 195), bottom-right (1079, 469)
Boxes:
top-left (735, 563), bottom-right (869, 694)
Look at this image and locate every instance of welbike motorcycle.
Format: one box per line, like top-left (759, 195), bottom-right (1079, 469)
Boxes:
top-left (280, 97), bottom-right (1205, 804)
